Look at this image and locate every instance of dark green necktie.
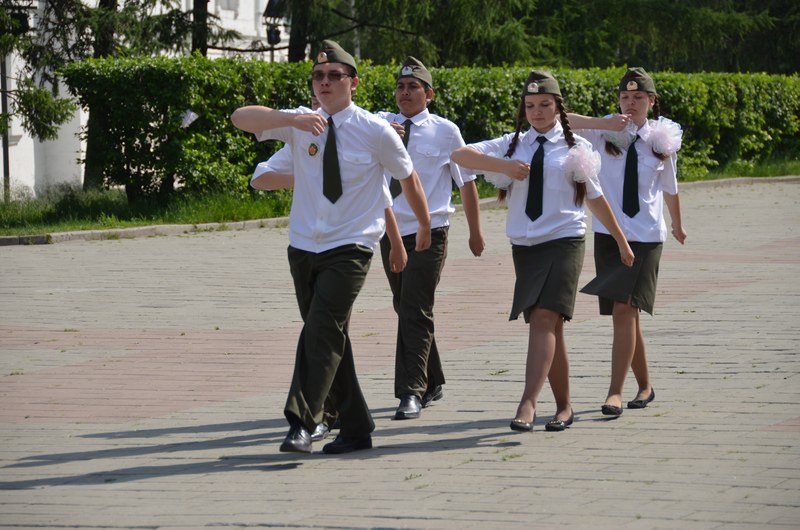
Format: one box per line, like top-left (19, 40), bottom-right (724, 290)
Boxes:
top-left (390, 119), bottom-right (412, 198)
top-left (525, 136), bottom-right (547, 221)
top-left (622, 135), bottom-right (640, 217)
top-left (323, 116), bottom-right (342, 203)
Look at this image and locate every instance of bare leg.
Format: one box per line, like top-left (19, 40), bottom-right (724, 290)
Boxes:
top-left (547, 318), bottom-right (572, 421)
top-left (605, 301), bottom-right (638, 408)
top-left (514, 307), bottom-right (560, 423)
top-left (629, 314), bottom-right (652, 400)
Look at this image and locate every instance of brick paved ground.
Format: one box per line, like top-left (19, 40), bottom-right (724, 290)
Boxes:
top-left (0, 178), bottom-right (798, 529)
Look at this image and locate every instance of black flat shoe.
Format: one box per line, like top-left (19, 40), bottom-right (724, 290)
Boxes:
top-left (279, 424), bottom-right (312, 453)
top-left (545, 409), bottom-right (574, 432)
top-left (510, 413), bottom-right (535, 432)
top-left (627, 388), bottom-right (655, 409)
top-left (421, 385), bottom-right (443, 408)
top-left (601, 404), bottom-right (623, 417)
top-left (322, 433), bottom-right (372, 454)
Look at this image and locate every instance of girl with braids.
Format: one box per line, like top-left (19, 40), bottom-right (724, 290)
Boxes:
top-left (451, 71), bottom-right (633, 433)
top-left (571, 67), bottom-right (687, 417)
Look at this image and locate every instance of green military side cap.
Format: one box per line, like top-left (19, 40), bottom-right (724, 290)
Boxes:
top-left (314, 39), bottom-right (357, 74)
top-left (522, 70), bottom-right (561, 97)
top-left (397, 56), bottom-right (433, 89)
top-left (618, 67), bottom-right (657, 94)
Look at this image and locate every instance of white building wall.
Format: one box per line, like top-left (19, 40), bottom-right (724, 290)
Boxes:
top-left (1, 0), bottom-right (287, 201)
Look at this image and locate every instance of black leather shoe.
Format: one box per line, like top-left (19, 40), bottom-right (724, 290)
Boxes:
top-left (601, 404), bottom-right (623, 417)
top-left (322, 433), bottom-right (372, 454)
top-left (395, 394), bottom-right (422, 419)
top-left (311, 422), bottom-right (330, 442)
top-left (421, 385), bottom-right (444, 408)
top-left (279, 424), bottom-right (311, 453)
top-left (545, 409), bottom-right (574, 432)
top-left (627, 388), bottom-right (655, 409)
top-left (510, 412), bottom-right (535, 432)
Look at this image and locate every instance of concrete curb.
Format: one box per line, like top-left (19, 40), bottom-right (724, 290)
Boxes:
top-left (2, 175), bottom-right (797, 246)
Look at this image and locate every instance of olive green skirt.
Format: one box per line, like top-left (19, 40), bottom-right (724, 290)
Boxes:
top-left (510, 237), bottom-right (585, 322)
top-left (580, 233), bottom-right (663, 315)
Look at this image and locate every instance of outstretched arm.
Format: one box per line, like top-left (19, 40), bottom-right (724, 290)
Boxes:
top-left (231, 106), bottom-right (327, 136)
top-left (451, 147), bottom-right (529, 181)
top-left (251, 172), bottom-right (294, 190)
top-left (567, 113), bottom-right (630, 131)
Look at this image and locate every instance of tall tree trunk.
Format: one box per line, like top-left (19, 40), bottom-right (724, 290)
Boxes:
top-left (288, 0), bottom-right (310, 62)
top-left (192, 0), bottom-right (209, 56)
top-left (83, 0), bottom-right (117, 191)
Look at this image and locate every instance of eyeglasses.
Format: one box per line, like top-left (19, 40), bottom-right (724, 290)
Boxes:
top-left (311, 71), bottom-right (351, 82)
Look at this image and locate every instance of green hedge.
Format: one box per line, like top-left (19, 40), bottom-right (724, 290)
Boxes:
top-left (62, 56), bottom-right (800, 200)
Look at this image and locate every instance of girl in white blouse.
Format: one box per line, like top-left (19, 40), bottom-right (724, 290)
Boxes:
top-left (572, 67), bottom-right (687, 417)
top-left (451, 71), bottom-right (633, 432)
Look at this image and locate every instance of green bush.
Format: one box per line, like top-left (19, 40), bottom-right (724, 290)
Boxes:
top-left (62, 57), bottom-right (800, 200)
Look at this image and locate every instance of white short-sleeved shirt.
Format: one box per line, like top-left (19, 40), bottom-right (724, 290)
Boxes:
top-left (257, 103), bottom-right (413, 253)
top-left (467, 121), bottom-right (602, 246)
top-left (251, 145), bottom-right (293, 185)
top-left (376, 109), bottom-right (473, 236)
top-left (578, 119), bottom-right (679, 243)
top-left (251, 106), bottom-right (310, 186)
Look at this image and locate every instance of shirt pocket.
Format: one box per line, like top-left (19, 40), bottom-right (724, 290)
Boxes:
top-left (543, 157), bottom-right (573, 193)
top-left (340, 151), bottom-right (373, 182)
top-left (639, 156), bottom-right (664, 188)
top-left (412, 144), bottom-right (441, 158)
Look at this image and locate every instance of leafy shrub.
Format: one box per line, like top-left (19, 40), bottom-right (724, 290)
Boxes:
top-left (62, 57), bottom-right (800, 200)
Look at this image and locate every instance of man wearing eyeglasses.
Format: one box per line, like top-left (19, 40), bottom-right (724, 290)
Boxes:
top-left (231, 40), bottom-right (431, 455)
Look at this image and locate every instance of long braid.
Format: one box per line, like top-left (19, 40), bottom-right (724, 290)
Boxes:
top-left (497, 99), bottom-right (526, 201)
top-left (557, 96), bottom-right (586, 206)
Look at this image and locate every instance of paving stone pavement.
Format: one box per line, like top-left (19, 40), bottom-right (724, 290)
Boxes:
top-left (0, 177), bottom-right (798, 529)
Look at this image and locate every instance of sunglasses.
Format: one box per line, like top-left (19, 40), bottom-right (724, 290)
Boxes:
top-left (311, 71), bottom-right (351, 82)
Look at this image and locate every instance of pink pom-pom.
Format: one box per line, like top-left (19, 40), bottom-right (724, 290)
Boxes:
top-left (648, 117), bottom-right (682, 155)
top-left (563, 144), bottom-right (601, 183)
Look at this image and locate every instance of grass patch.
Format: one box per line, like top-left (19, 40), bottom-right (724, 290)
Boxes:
top-left (0, 184), bottom-right (291, 237)
top-left (703, 158), bottom-right (800, 180)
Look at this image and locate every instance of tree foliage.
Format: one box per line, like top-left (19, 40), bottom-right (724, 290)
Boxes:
top-left (1, 0), bottom-right (238, 142)
top-left (272, 0), bottom-right (798, 73)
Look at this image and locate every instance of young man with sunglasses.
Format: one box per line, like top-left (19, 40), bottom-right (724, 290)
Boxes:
top-left (231, 40), bottom-right (430, 455)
